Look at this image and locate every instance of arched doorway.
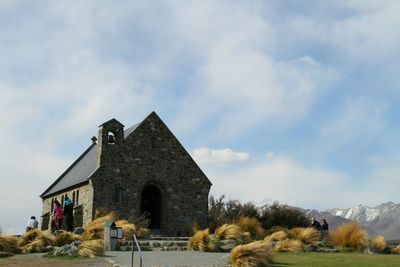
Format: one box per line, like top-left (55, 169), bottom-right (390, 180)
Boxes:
top-left (141, 185), bottom-right (161, 229)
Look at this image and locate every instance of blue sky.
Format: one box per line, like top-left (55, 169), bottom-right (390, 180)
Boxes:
top-left (1, 0), bottom-right (400, 234)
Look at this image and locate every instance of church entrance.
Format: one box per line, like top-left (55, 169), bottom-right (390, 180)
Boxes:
top-left (141, 185), bottom-right (161, 229)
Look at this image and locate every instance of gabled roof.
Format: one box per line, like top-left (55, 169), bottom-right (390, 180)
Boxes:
top-left (40, 118), bottom-right (144, 198)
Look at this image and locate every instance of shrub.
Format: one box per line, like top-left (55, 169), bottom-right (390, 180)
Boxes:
top-left (236, 217), bottom-right (265, 239)
top-left (370, 235), bottom-right (386, 252)
top-left (18, 229), bottom-right (54, 253)
top-left (188, 229), bottom-right (215, 252)
top-left (264, 231), bottom-right (288, 243)
top-left (259, 202), bottom-right (309, 230)
top-left (215, 224), bottom-right (243, 242)
top-left (328, 222), bottom-right (368, 252)
top-left (54, 231), bottom-right (82, 246)
top-left (230, 241), bottom-right (273, 267)
top-left (273, 239), bottom-right (303, 253)
top-left (0, 235), bottom-right (20, 253)
top-left (78, 239), bottom-right (104, 258)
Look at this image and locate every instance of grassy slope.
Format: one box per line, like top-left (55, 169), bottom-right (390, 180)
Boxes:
top-left (273, 252), bottom-right (400, 267)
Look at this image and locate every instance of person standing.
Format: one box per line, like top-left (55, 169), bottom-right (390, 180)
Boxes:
top-left (321, 219), bottom-right (329, 231)
top-left (26, 216), bottom-right (39, 231)
top-left (311, 217), bottom-right (321, 230)
top-left (63, 195), bottom-right (74, 232)
top-left (53, 200), bottom-right (63, 230)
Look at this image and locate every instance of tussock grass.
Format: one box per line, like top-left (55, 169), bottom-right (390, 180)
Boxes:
top-left (264, 231), bottom-right (288, 243)
top-left (0, 235), bottom-right (20, 253)
top-left (273, 239), bottom-right (303, 253)
top-left (116, 220), bottom-right (136, 239)
top-left (188, 229), bottom-right (215, 252)
top-left (215, 224), bottom-right (243, 242)
top-left (137, 227), bottom-right (150, 238)
top-left (236, 217), bottom-right (265, 239)
top-left (78, 239), bottom-right (104, 258)
top-left (82, 213), bottom-right (116, 241)
top-left (18, 229), bottom-right (54, 253)
top-left (230, 240), bottom-right (273, 267)
top-left (370, 235), bottom-right (386, 252)
top-left (328, 222), bottom-right (368, 252)
top-left (392, 245), bottom-right (400, 254)
top-left (54, 231), bottom-right (82, 247)
top-left (290, 227), bottom-right (320, 245)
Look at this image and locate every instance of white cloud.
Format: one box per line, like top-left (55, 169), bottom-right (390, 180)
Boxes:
top-left (206, 152), bottom-right (399, 210)
top-left (192, 147), bottom-right (250, 166)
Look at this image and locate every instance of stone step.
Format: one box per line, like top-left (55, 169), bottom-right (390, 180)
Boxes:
top-left (117, 239), bottom-right (189, 252)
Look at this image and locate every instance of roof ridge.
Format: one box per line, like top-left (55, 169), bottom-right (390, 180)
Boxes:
top-left (40, 143), bottom-right (97, 197)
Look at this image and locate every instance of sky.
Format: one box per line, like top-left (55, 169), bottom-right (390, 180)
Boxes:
top-left (1, 0), bottom-right (400, 234)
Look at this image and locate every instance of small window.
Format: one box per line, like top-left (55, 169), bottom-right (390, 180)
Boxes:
top-left (61, 195), bottom-right (64, 207)
top-left (114, 186), bottom-right (122, 204)
top-left (72, 191), bottom-right (76, 206)
top-left (51, 198), bottom-right (54, 209)
top-left (107, 132), bottom-right (115, 144)
top-left (76, 190), bottom-right (79, 205)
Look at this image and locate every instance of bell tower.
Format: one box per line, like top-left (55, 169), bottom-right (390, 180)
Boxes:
top-left (96, 118), bottom-right (124, 167)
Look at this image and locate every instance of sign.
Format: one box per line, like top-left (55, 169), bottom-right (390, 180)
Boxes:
top-left (117, 228), bottom-right (123, 239)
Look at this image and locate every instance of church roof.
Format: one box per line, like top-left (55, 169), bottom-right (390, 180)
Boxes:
top-left (40, 122), bottom-right (140, 198)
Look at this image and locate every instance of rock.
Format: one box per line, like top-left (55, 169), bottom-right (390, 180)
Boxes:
top-left (220, 242), bottom-right (236, 252)
top-left (152, 242), bottom-right (161, 247)
top-left (304, 244), bottom-right (318, 252)
top-left (73, 227), bottom-right (84, 235)
top-left (53, 230), bottom-right (64, 236)
top-left (53, 243), bottom-right (79, 256)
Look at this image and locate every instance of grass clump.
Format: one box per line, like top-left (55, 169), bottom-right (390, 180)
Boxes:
top-left (18, 229), bottom-right (54, 253)
top-left (273, 239), bottom-right (303, 253)
top-left (0, 235), bottom-right (20, 253)
top-left (215, 224), bottom-right (243, 243)
top-left (370, 235), bottom-right (386, 252)
top-left (264, 231), bottom-right (288, 243)
top-left (236, 217), bottom-right (265, 239)
top-left (82, 212), bottom-right (116, 241)
top-left (328, 222), bottom-right (368, 252)
top-left (230, 240), bottom-right (273, 267)
top-left (392, 245), bottom-right (400, 254)
top-left (54, 231), bottom-right (82, 247)
top-left (188, 229), bottom-right (215, 252)
top-left (291, 227), bottom-right (320, 245)
top-left (116, 220), bottom-right (136, 239)
top-left (78, 239), bottom-right (104, 258)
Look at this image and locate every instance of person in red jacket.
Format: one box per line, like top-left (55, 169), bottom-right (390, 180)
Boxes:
top-left (53, 200), bottom-right (63, 230)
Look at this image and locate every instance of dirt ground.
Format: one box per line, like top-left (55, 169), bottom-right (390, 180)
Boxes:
top-left (0, 254), bottom-right (113, 267)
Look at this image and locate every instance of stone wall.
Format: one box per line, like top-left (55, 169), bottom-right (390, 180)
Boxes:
top-left (91, 112), bottom-right (211, 236)
top-left (41, 182), bottom-right (94, 230)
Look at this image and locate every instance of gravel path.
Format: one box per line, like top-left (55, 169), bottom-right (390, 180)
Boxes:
top-left (106, 251), bottom-right (231, 267)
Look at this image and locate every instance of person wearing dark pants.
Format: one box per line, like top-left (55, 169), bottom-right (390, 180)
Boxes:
top-left (63, 195), bottom-right (74, 232)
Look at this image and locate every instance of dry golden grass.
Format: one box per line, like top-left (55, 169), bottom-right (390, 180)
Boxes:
top-left (392, 245), bottom-right (400, 254)
top-left (188, 229), bottom-right (215, 252)
top-left (273, 239), bottom-right (303, 253)
top-left (137, 227), bottom-right (150, 238)
top-left (78, 239), bottom-right (104, 258)
top-left (82, 213), bottom-right (116, 241)
top-left (230, 240), bottom-right (273, 267)
top-left (236, 217), bottom-right (265, 239)
top-left (328, 222), bottom-right (368, 252)
top-left (215, 224), bottom-right (243, 242)
top-left (18, 229), bottom-right (55, 253)
top-left (264, 231), bottom-right (288, 243)
top-left (290, 227), bottom-right (320, 245)
top-left (0, 235), bottom-right (20, 253)
top-left (116, 220), bottom-right (136, 240)
top-left (370, 235), bottom-right (386, 252)
top-left (54, 231), bottom-right (82, 247)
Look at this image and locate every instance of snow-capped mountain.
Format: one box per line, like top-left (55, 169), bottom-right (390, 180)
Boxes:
top-left (326, 202), bottom-right (400, 240)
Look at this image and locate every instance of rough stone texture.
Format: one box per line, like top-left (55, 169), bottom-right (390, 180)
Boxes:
top-left (41, 112), bottom-right (211, 236)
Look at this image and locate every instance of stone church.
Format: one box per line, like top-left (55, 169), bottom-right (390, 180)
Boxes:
top-left (40, 111), bottom-right (212, 236)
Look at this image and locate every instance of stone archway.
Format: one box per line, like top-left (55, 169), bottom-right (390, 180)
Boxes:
top-left (141, 185), bottom-right (161, 229)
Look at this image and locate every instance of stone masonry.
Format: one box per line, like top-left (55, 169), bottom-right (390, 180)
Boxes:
top-left (40, 112), bottom-right (211, 236)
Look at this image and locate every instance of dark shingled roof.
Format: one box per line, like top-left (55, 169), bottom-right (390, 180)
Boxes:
top-left (40, 122), bottom-right (140, 198)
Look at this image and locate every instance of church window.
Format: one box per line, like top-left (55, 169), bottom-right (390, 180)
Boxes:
top-left (61, 195), bottom-right (64, 207)
top-left (107, 132), bottom-right (115, 144)
top-left (114, 186), bottom-right (122, 204)
top-left (76, 190), bottom-right (79, 205)
top-left (72, 191), bottom-right (76, 206)
top-left (51, 198), bottom-right (54, 209)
